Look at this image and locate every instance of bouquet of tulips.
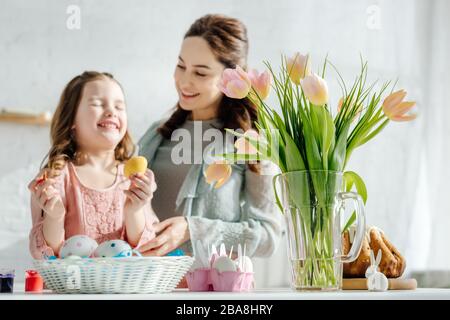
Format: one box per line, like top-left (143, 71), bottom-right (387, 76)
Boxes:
top-left (205, 53), bottom-right (416, 232)
top-left (204, 52), bottom-right (416, 289)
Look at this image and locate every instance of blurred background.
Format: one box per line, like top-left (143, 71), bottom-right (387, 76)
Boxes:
top-left (1, 0), bottom-right (449, 287)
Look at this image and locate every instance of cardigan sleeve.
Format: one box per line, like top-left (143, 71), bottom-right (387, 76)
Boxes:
top-left (186, 161), bottom-right (284, 258)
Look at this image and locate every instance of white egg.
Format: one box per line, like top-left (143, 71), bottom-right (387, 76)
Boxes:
top-left (93, 240), bottom-right (133, 258)
top-left (59, 235), bottom-right (98, 259)
top-left (212, 256), bottom-right (237, 273)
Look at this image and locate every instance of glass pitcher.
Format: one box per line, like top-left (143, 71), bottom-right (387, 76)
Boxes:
top-left (274, 170), bottom-right (366, 291)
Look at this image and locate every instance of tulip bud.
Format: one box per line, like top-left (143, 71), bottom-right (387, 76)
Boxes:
top-left (300, 73), bottom-right (329, 106)
top-left (286, 53), bottom-right (311, 85)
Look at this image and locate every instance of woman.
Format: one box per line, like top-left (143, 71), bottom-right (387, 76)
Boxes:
top-left (137, 14), bottom-right (283, 258)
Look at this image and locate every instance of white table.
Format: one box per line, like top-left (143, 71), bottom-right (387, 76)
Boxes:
top-left (2, 283), bottom-right (450, 300)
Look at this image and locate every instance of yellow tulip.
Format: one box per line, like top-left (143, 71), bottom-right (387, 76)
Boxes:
top-left (204, 161), bottom-right (232, 189)
top-left (300, 73), bottom-right (329, 106)
top-left (286, 53), bottom-right (311, 85)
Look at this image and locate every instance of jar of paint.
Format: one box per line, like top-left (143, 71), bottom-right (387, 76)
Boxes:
top-left (0, 269), bottom-right (15, 293)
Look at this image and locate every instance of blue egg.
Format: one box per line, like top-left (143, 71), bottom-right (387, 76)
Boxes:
top-left (93, 240), bottom-right (132, 258)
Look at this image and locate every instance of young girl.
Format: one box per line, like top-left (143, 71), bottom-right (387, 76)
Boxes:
top-left (28, 71), bottom-right (158, 259)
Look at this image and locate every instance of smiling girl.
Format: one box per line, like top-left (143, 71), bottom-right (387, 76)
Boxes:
top-left (28, 71), bottom-right (158, 259)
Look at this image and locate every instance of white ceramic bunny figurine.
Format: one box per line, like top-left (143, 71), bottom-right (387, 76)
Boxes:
top-left (365, 249), bottom-right (389, 291)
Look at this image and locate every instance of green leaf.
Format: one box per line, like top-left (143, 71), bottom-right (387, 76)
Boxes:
top-left (343, 171), bottom-right (367, 203)
top-left (284, 133), bottom-right (306, 171)
top-left (342, 212), bottom-right (356, 234)
top-left (272, 111), bottom-right (287, 133)
top-left (310, 105), bottom-right (322, 148)
top-left (273, 112), bottom-right (305, 172)
top-left (301, 116), bottom-right (323, 170)
top-left (355, 119), bottom-right (389, 148)
top-left (342, 171), bottom-right (367, 233)
top-left (286, 171), bottom-right (311, 210)
top-left (323, 109), bottom-right (336, 156)
top-left (259, 128), bottom-right (286, 172)
top-left (311, 105), bottom-right (336, 171)
top-left (329, 122), bottom-right (350, 171)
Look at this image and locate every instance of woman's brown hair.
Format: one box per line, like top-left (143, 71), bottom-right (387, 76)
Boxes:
top-left (41, 71), bottom-right (134, 177)
top-left (158, 14), bottom-right (260, 173)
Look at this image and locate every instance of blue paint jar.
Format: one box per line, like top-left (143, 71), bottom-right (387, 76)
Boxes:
top-left (0, 269), bottom-right (15, 293)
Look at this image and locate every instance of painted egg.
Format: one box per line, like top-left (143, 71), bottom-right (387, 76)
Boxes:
top-left (124, 156), bottom-right (147, 178)
top-left (93, 240), bottom-right (133, 258)
top-left (59, 235), bottom-right (98, 259)
top-left (212, 256), bottom-right (237, 273)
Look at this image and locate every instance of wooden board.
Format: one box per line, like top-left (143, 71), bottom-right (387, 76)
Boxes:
top-left (0, 109), bottom-right (51, 126)
top-left (343, 278), bottom-right (417, 290)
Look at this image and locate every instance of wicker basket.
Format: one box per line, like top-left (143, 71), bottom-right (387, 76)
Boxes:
top-left (33, 256), bottom-right (194, 294)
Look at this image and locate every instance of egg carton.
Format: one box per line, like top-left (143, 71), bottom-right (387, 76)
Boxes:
top-left (186, 242), bottom-right (254, 292)
top-left (33, 256), bottom-right (194, 294)
top-left (186, 268), bottom-right (254, 292)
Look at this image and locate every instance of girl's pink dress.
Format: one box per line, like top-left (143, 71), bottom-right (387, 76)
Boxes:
top-left (28, 162), bottom-right (158, 259)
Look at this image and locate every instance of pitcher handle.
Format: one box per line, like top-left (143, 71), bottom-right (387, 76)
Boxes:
top-left (338, 191), bottom-right (366, 263)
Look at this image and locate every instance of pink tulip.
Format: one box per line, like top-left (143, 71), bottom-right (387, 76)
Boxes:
top-left (286, 53), bottom-right (311, 85)
top-left (204, 161), bottom-right (232, 189)
top-left (382, 90), bottom-right (417, 122)
top-left (300, 73), bottom-right (329, 106)
top-left (248, 69), bottom-right (271, 100)
top-left (218, 66), bottom-right (252, 99)
top-left (235, 129), bottom-right (260, 155)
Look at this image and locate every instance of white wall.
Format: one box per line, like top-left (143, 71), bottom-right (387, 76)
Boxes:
top-left (1, 0), bottom-right (448, 285)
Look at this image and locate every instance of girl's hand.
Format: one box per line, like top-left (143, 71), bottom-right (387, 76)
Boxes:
top-left (31, 174), bottom-right (65, 219)
top-left (139, 217), bottom-right (190, 256)
top-left (124, 169), bottom-right (156, 214)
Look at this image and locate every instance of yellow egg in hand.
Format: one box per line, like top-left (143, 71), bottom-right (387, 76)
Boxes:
top-left (124, 156), bottom-right (148, 178)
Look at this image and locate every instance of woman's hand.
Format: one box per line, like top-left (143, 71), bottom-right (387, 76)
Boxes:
top-left (139, 217), bottom-right (190, 256)
top-left (31, 173), bottom-right (65, 219)
top-left (124, 169), bottom-right (156, 214)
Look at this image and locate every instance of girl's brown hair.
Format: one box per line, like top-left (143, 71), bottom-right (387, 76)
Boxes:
top-left (42, 71), bottom-right (134, 177)
top-left (158, 14), bottom-right (260, 173)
